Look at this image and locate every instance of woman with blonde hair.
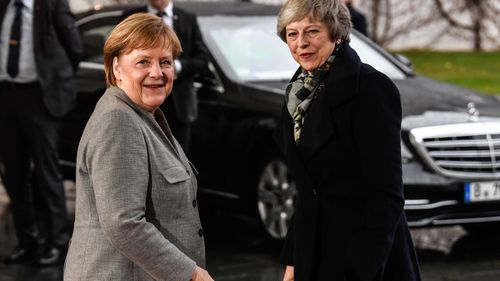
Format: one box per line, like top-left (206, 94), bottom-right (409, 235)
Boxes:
top-left (64, 13), bottom-right (213, 281)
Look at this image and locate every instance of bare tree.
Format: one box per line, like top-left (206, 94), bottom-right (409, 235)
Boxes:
top-left (433, 0), bottom-right (500, 50)
top-left (358, 0), bottom-right (439, 48)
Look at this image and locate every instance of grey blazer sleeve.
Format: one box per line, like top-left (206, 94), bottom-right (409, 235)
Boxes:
top-left (85, 109), bottom-right (196, 281)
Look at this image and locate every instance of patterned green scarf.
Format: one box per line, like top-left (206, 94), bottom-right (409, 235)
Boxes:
top-left (286, 45), bottom-right (340, 143)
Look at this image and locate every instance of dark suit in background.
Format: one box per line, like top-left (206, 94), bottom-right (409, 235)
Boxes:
top-left (0, 0), bottom-right (82, 265)
top-left (121, 2), bottom-right (208, 154)
top-left (275, 44), bottom-right (420, 281)
top-left (347, 3), bottom-right (368, 36)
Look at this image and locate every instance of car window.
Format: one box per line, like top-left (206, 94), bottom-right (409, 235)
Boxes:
top-left (76, 11), bottom-right (121, 63)
top-left (199, 15), bottom-right (407, 82)
top-left (199, 16), bottom-right (298, 82)
top-left (80, 25), bottom-right (115, 63)
top-left (349, 35), bottom-right (406, 80)
top-left (77, 12), bottom-right (407, 81)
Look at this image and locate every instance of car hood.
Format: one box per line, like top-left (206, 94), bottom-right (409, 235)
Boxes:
top-left (247, 80), bottom-right (289, 93)
top-left (247, 75), bottom-right (500, 128)
top-left (401, 110), bottom-right (500, 131)
top-left (395, 75), bottom-right (500, 118)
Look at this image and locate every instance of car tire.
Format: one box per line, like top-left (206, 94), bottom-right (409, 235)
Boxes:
top-left (255, 154), bottom-right (296, 240)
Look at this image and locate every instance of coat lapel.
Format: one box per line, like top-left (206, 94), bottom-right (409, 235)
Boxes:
top-left (275, 105), bottom-right (317, 188)
top-left (297, 43), bottom-right (362, 163)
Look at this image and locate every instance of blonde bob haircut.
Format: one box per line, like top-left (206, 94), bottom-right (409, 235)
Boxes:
top-left (103, 13), bottom-right (182, 87)
top-left (277, 0), bottom-right (352, 43)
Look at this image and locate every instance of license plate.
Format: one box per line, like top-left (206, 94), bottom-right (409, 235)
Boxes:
top-left (465, 181), bottom-right (500, 203)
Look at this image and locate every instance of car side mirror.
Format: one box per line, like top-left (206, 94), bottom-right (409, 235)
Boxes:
top-left (195, 79), bottom-right (224, 100)
top-left (394, 54), bottom-right (413, 70)
top-left (195, 62), bottom-right (224, 100)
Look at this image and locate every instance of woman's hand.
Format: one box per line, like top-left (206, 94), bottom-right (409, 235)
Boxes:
top-left (283, 265), bottom-right (294, 281)
top-left (191, 266), bottom-right (214, 281)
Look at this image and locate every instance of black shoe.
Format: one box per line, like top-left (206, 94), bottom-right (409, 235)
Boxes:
top-left (35, 246), bottom-right (66, 267)
top-left (4, 245), bottom-right (39, 264)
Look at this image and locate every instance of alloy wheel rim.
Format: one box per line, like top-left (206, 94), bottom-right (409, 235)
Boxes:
top-left (257, 160), bottom-right (296, 239)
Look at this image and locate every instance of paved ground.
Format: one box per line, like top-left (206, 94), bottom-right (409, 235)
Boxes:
top-left (2, 180), bottom-right (500, 281)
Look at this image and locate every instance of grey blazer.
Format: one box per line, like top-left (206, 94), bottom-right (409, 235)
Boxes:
top-left (64, 87), bottom-right (205, 281)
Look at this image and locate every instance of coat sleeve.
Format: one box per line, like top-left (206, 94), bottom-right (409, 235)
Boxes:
top-left (86, 109), bottom-right (197, 281)
top-left (53, 0), bottom-right (83, 72)
top-left (280, 213), bottom-right (295, 265)
top-left (348, 70), bottom-right (405, 281)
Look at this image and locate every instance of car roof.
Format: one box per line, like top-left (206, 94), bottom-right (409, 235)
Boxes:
top-left (76, 1), bottom-right (281, 19)
top-left (177, 1), bottom-right (281, 16)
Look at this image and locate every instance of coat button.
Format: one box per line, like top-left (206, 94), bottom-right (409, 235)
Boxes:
top-left (192, 199), bottom-right (197, 208)
top-left (198, 229), bottom-right (204, 237)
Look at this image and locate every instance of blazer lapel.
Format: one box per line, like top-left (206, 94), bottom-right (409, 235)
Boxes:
top-left (150, 108), bottom-right (192, 172)
top-left (297, 43), bottom-right (362, 162)
top-left (152, 109), bottom-right (180, 155)
top-left (107, 87), bottom-right (187, 168)
top-left (153, 109), bottom-right (191, 170)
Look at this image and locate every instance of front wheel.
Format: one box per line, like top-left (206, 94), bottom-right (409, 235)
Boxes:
top-left (256, 159), bottom-right (296, 240)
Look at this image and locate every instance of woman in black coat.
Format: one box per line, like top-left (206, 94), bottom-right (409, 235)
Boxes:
top-left (275, 0), bottom-right (421, 280)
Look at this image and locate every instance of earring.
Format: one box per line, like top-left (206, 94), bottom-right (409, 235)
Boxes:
top-left (336, 39), bottom-right (342, 45)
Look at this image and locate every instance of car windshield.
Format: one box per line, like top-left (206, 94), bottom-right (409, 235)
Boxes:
top-left (199, 16), bottom-right (296, 82)
top-left (198, 15), bottom-right (407, 82)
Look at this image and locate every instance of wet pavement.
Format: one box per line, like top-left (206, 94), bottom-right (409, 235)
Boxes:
top-left (2, 181), bottom-right (500, 281)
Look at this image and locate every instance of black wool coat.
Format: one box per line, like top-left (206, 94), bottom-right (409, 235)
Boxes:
top-left (274, 43), bottom-right (421, 281)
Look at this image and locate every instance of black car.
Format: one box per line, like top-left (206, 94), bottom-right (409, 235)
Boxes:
top-left (61, 1), bottom-right (500, 240)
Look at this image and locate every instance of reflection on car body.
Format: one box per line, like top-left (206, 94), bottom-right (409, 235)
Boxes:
top-left (61, 1), bottom-right (500, 240)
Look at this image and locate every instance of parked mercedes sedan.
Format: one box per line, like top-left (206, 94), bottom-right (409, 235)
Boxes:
top-left (62, 1), bottom-right (500, 240)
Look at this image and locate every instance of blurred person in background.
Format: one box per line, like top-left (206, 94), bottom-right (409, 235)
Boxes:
top-left (121, 0), bottom-right (208, 155)
top-left (275, 0), bottom-right (420, 280)
top-left (0, 0), bottom-right (82, 266)
top-left (63, 13), bottom-right (213, 281)
top-left (342, 0), bottom-right (368, 37)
